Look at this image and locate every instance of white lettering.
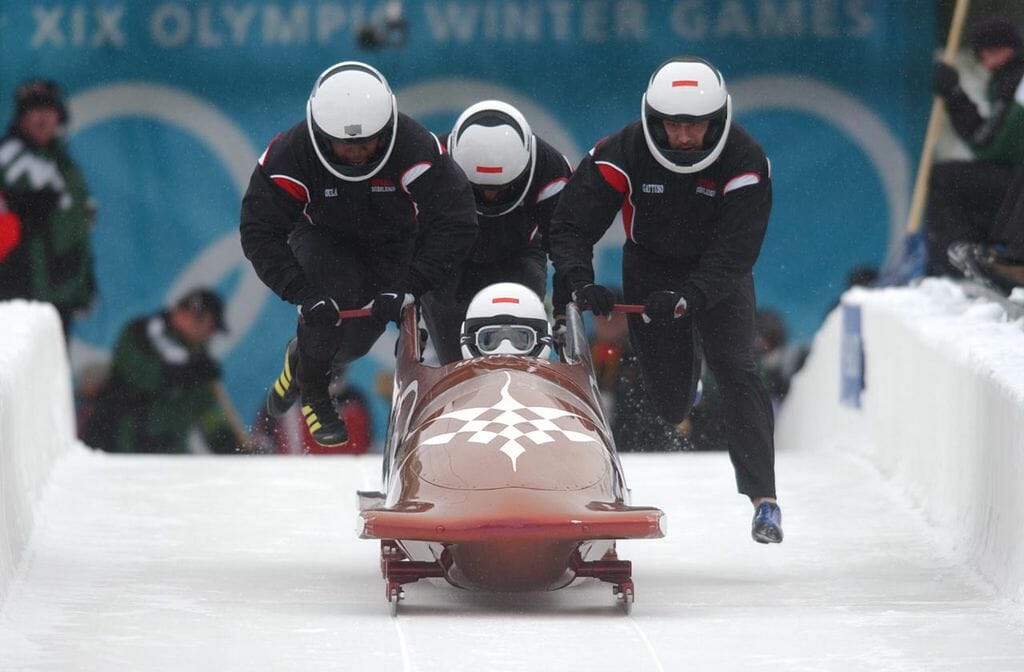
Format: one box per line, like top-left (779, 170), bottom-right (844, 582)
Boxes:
top-left (615, 1), bottom-right (646, 40)
top-left (222, 4), bottom-right (258, 45)
top-left (263, 4), bottom-right (310, 44)
top-left (151, 3), bottom-right (191, 48)
top-left (548, 1), bottom-right (573, 41)
top-left (759, 0), bottom-right (802, 38)
top-left (671, 0), bottom-right (707, 40)
top-left (424, 2), bottom-right (479, 42)
top-left (716, 0), bottom-right (753, 38)
top-left (582, 0), bottom-right (606, 42)
top-left (845, 0), bottom-right (873, 38)
top-left (812, 0), bottom-right (838, 38)
top-left (504, 2), bottom-right (541, 41)
top-left (31, 7), bottom-right (64, 47)
top-left (71, 5), bottom-right (87, 46)
top-left (94, 6), bottom-right (126, 47)
top-left (316, 4), bottom-right (347, 44)
top-left (483, 1), bottom-right (499, 40)
top-left (196, 6), bottom-right (223, 47)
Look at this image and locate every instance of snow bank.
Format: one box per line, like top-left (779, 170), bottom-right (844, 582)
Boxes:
top-left (0, 301), bottom-right (75, 604)
top-left (778, 279), bottom-right (1024, 602)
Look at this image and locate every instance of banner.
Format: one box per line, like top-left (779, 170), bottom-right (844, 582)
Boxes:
top-left (0, 1), bottom-right (934, 442)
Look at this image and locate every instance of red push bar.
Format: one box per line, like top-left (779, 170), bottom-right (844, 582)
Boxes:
top-left (337, 308), bottom-right (374, 319)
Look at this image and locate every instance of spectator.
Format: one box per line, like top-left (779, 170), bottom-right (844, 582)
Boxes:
top-left (0, 79), bottom-right (96, 335)
top-left (754, 308), bottom-right (808, 407)
top-left (948, 162), bottom-right (1024, 293)
top-left (927, 17), bottom-right (1024, 276)
top-left (846, 265), bottom-right (879, 289)
top-left (80, 288), bottom-right (238, 454)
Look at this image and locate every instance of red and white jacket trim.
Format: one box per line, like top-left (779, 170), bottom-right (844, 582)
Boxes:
top-left (723, 172), bottom-right (761, 195)
top-left (595, 160), bottom-right (636, 243)
top-left (535, 177), bottom-right (568, 203)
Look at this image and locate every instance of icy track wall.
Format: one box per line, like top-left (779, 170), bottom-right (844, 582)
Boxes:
top-left (777, 280), bottom-right (1024, 603)
top-left (0, 301), bottom-right (75, 604)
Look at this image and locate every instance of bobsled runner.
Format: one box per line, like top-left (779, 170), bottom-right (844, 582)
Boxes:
top-left (357, 303), bottom-right (665, 614)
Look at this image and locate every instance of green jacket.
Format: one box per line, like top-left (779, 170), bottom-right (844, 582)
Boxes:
top-left (945, 57), bottom-right (1024, 164)
top-left (82, 312), bottom-right (235, 454)
top-left (0, 130), bottom-right (96, 310)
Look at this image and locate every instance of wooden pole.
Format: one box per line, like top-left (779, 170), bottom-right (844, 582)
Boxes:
top-left (212, 380), bottom-right (252, 450)
top-left (905, 0), bottom-right (972, 235)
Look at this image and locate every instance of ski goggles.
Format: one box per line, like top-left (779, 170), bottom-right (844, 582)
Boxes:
top-left (474, 324), bottom-right (537, 355)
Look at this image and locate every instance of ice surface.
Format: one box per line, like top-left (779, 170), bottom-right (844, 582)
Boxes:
top-left (2, 447), bottom-right (1023, 671)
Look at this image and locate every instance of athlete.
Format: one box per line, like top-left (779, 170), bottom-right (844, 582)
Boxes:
top-left (549, 56), bottom-right (782, 543)
top-left (459, 282), bottom-right (554, 360)
top-left (421, 100), bottom-right (572, 364)
top-left (240, 61), bottom-right (477, 446)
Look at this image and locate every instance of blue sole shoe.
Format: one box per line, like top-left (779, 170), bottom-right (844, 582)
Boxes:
top-left (752, 502), bottom-right (783, 544)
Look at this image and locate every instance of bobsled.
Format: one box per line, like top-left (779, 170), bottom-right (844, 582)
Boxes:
top-left (357, 303), bottom-right (665, 614)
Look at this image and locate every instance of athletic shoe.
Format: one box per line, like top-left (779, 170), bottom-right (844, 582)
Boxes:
top-left (947, 242), bottom-right (1024, 295)
top-left (266, 337), bottom-right (299, 418)
top-left (751, 501), bottom-right (783, 544)
top-left (301, 395), bottom-right (349, 447)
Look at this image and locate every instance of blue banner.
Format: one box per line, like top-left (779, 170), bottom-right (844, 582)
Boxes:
top-left (840, 302), bottom-right (864, 408)
top-left (0, 1), bottom-right (933, 441)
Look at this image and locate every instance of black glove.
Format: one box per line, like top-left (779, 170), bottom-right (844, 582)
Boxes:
top-left (932, 62), bottom-right (960, 97)
top-left (642, 291), bottom-right (687, 323)
top-left (371, 291), bottom-right (414, 324)
top-left (573, 283), bottom-right (615, 316)
top-left (299, 296), bottom-right (340, 328)
top-left (552, 315), bottom-right (568, 347)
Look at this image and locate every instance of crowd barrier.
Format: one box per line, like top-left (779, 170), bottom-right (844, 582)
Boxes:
top-left (0, 301), bottom-right (76, 604)
top-left (777, 281), bottom-right (1024, 602)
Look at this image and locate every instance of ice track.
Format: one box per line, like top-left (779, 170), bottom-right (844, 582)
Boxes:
top-left (2, 447), bottom-right (1024, 671)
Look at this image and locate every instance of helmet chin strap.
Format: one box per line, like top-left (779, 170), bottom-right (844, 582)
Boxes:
top-left (640, 93), bottom-right (732, 175)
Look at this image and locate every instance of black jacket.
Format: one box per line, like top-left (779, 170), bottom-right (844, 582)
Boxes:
top-left (549, 121), bottom-right (772, 311)
top-left (943, 55), bottom-right (1024, 156)
top-left (439, 133), bottom-right (572, 264)
top-left (239, 113), bottom-right (477, 303)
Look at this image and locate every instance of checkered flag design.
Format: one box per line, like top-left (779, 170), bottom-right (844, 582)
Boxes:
top-left (420, 373), bottom-right (597, 470)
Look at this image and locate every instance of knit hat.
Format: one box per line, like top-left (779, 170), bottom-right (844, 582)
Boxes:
top-left (13, 79), bottom-right (68, 124)
top-left (969, 16), bottom-right (1023, 55)
top-left (176, 288), bottom-right (228, 333)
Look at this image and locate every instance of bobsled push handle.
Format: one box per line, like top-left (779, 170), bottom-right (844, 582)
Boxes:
top-left (611, 304), bottom-right (644, 314)
top-left (338, 308), bottom-right (374, 319)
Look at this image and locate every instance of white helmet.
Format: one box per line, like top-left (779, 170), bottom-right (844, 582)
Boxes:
top-left (641, 56), bottom-right (732, 174)
top-left (448, 100), bottom-right (537, 217)
top-left (306, 61), bottom-right (398, 181)
top-left (460, 283), bottom-right (552, 359)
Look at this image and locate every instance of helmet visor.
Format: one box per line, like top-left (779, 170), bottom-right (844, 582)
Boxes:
top-left (311, 125), bottom-right (391, 179)
top-left (475, 325), bottom-right (537, 355)
top-left (471, 168), bottom-right (532, 216)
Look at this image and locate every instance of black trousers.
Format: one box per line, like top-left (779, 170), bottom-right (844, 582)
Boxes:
top-left (622, 244), bottom-right (776, 499)
top-left (992, 165), bottom-right (1024, 261)
top-left (420, 248), bottom-right (547, 365)
top-left (926, 160), bottom-right (1017, 275)
top-left (289, 224), bottom-right (399, 402)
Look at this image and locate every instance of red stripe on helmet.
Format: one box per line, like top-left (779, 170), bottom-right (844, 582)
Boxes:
top-left (672, 80), bottom-right (699, 87)
top-left (492, 297), bottom-right (520, 304)
top-left (476, 166), bottom-right (503, 173)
